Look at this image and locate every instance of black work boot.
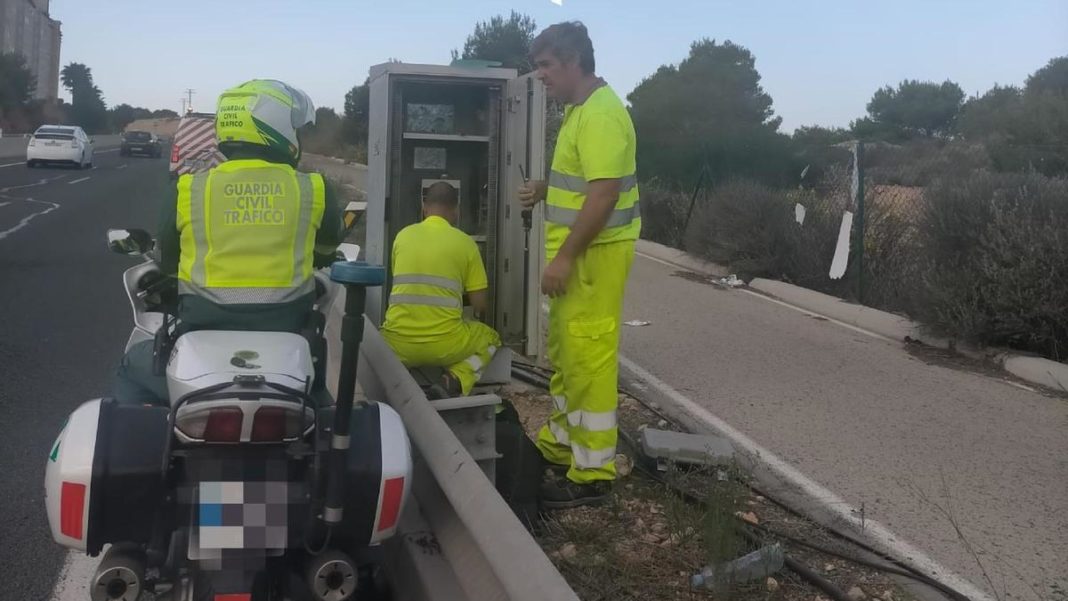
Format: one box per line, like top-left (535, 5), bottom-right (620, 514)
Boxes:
top-left (540, 476), bottom-right (612, 510)
top-left (440, 372), bottom-right (464, 397)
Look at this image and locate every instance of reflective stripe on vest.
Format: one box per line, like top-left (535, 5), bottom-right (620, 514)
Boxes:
top-left (546, 169), bottom-right (636, 240)
top-left (389, 272), bottom-right (463, 310)
top-left (549, 170), bottom-right (638, 195)
top-left (177, 162), bottom-right (324, 305)
top-left (388, 294), bottom-right (462, 309)
top-left (391, 274), bottom-right (463, 294)
top-left (545, 200), bottom-right (642, 228)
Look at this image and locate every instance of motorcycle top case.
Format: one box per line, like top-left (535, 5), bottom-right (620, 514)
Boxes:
top-left (339, 401), bottom-right (413, 546)
top-left (167, 330), bottom-right (314, 401)
top-left (45, 398), bottom-right (169, 554)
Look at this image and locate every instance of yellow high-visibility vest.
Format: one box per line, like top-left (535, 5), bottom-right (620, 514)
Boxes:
top-left (176, 158), bottom-right (325, 304)
top-left (545, 84), bottom-right (641, 255)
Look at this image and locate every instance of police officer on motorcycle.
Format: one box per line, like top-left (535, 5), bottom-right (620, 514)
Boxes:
top-left (115, 80), bottom-right (343, 404)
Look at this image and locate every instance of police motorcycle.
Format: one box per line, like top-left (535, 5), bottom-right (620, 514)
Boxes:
top-left (44, 224), bottom-right (411, 601)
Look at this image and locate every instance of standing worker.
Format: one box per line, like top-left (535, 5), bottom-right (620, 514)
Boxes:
top-left (519, 22), bottom-right (641, 508)
top-left (381, 182), bottom-right (501, 397)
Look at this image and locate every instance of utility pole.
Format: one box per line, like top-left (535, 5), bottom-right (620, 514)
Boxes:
top-left (180, 98), bottom-right (187, 114)
top-left (184, 89), bottom-right (195, 113)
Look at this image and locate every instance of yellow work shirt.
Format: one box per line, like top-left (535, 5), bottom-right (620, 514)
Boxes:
top-left (381, 216), bottom-right (488, 341)
top-left (545, 84), bottom-right (641, 255)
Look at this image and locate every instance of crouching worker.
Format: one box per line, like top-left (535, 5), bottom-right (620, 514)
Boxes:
top-left (381, 182), bottom-right (501, 396)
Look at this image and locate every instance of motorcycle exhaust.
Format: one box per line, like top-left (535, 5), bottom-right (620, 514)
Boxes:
top-left (90, 545), bottom-right (146, 601)
top-left (306, 550), bottom-right (358, 601)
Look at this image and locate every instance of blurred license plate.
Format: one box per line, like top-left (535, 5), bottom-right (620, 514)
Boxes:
top-left (194, 481), bottom-right (290, 551)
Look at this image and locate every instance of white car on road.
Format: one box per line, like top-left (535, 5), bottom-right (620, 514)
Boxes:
top-left (26, 125), bottom-right (94, 169)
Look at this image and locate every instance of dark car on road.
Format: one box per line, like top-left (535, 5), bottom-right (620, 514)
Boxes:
top-left (120, 130), bottom-right (162, 158)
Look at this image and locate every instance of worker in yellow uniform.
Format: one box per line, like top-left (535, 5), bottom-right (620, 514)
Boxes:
top-left (381, 182), bottom-right (501, 397)
top-left (519, 22), bottom-right (642, 508)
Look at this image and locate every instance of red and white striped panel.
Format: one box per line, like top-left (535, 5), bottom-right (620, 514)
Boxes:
top-left (171, 117), bottom-right (225, 176)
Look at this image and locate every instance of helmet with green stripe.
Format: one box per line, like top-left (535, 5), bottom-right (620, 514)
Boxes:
top-left (215, 79), bottom-right (315, 165)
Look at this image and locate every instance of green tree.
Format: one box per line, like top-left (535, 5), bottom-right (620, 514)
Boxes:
top-left (0, 52), bottom-right (37, 111)
top-left (452, 11), bottom-right (536, 73)
top-left (108, 103), bottom-right (152, 132)
top-left (864, 79), bottom-right (964, 138)
top-left (342, 79), bottom-right (370, 146)
top-left (954, 85), bottom-right (1022, 139)
top-left (792, 125), bottom-right (851, 148)
top-left (791, 125), bottom-right (853, 186)
top-left (628, 39), bottom-right (795, 188)
top-left (151, 109), bottom-right (179, 119)
top-left (60, 62), bottom-right (108, 133)
top-left (1025, 56), bottom-right (1068, 96)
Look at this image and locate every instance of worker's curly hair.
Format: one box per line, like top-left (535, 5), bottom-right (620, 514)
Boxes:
top-left (530, 21), bottom-right (596, 75)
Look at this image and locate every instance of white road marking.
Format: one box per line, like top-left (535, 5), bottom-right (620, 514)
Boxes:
top-left (635, 251), bottom-right (891, 342)
top-left (738, 288), bottom-right (892, 342)
top-left (51, 550), bottom-right (96, 601)
top-left (117, 164), bottom-right (128, 170)
top-left (619, 354), bottom-right (995, 601)
top-left (0, 175), bottom-right (69, 194)
top-left (0, 201), bottom-right (9, 208)
top-left (68, 177), bottom-right (91, 185)
top-left (0, 161), bottom-right (24, 169)
top-left (96, 148), bottom-right (120, 154)
top-left (0, 198), bottom-right (60, 240)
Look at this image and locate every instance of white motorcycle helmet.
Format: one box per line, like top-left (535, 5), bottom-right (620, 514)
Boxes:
top-left (215, 79), bottom-right (316, 165)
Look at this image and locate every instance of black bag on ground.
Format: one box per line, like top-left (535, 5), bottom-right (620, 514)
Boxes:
top-left (494, 399), bottom-right (544, 530)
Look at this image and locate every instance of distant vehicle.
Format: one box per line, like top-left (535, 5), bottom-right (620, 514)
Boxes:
top-left (169, 112), bottom-right (224, 179)
top-left (26, 125), bottom-right (94, 169)
top-left (120, 130), bottom-right (162, 158)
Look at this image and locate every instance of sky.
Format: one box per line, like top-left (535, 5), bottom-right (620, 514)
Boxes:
top-left (50, 0), bottom-right (1068, 133)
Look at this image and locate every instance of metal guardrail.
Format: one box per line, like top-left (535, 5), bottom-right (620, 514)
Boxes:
top-left (325, 293), bottom-right (579, 601)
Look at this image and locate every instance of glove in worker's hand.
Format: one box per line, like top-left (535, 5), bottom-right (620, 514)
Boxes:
top-left (541, 254), bottom-right (572, 298)
top-left (518, 180), bottom-right (547, 209)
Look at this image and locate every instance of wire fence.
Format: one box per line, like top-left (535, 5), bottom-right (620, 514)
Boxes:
top-left (642, 142), bottom-right (926, 315)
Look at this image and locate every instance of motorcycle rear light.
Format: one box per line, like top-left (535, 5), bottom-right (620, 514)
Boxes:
top-left (214, 595), bottom-right (252, 601)
top-left (170, 144), bottom-right (180, 162)
top-left (202, 408), bottom-right (244, 442)
top-left (251, 406), bottom-right (305, 442)
top-left (251, 407), bottom-right (285, 441)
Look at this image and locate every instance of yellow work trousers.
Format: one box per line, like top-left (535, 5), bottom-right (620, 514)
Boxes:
top-left (537, 240), bottom-right (635, 483)
top-left (382, 321), bottom-right (501, 396)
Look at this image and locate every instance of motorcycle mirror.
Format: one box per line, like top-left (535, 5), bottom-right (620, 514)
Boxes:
top-left (338, 243), bottom-right (361, 262)
top-left (107, 228), bottom-right (154, 255)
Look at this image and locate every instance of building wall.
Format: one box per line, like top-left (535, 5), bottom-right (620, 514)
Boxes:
top-left (0, 0), bottom-right (61, 101)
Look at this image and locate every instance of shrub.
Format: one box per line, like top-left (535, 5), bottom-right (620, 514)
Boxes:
top-left (638, 183), bottom-right (691, 248)
top-left (916, 171), bottom-right (1068, 359)
top-left (683, 180), bottom-right (845, 292)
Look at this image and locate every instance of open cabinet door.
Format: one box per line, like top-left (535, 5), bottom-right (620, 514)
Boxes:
top-left (499, 73), bottom-right (547, 360)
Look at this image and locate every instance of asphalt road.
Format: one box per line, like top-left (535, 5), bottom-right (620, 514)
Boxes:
top-left (0, 148), bottom-right (170, 600)
top-left (620, 254), bottom-right (1068, 601)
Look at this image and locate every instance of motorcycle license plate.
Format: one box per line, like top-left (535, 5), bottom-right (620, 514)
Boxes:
top-left (192, 481), bottom-right (291, 551)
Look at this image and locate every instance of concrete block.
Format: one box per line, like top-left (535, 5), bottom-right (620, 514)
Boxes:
top-left (640, 428), bottom-right (735, 467)
top-left (1002, 355), bottom-right (1068, 393)
top-left (478, 347), bottom-right (512, 385)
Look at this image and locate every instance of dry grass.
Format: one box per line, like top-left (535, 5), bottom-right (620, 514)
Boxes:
top-left (502, 383), bottom-right (917, 601)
